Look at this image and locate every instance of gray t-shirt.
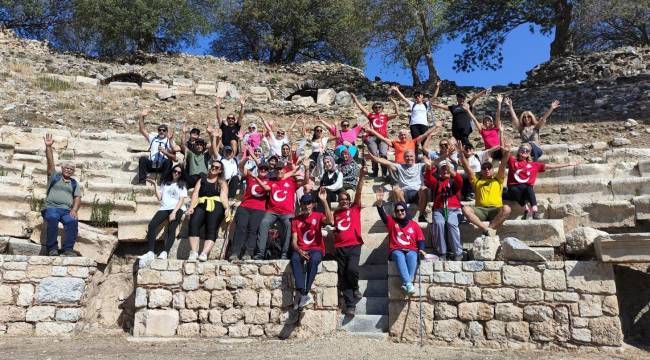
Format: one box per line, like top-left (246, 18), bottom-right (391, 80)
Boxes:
top-left (394, 163), bottom-right (425, 191)
top-left (44, 172), bottom-right (81, 209)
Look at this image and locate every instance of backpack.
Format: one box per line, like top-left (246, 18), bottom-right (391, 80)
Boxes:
top-left (47, 173), bottom-right (78, 197)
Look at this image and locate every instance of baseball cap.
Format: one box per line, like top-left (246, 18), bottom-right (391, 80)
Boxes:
top-left (439, 160), bottom-right (452, 168)
top-left (299, 193), bottom-right (315, 204)
top-left (224, 145), bottom-right (233, 152)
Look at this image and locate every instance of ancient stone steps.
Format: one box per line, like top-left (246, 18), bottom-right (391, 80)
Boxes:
top-left (355, 296), bottom-right (389, 315)
top-left (358, 279), bottom-right (388, 297)
top-left (595, 232), bottom-right (650, 262)
top-left (339, 314), bottom-right (388, 333)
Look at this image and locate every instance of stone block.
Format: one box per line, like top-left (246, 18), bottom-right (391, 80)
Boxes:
top-left (172, 78), bottom-right (193, 88)
top-left (234, 289), bottom-right (258, 307)
top-left (200, 323), bottom-right (228, 337)
top-left (137, 269), bottom-right (160, 285)
top-left (55, 308), bottom-right (81, 322)
top-left (216, 81), bottom-right (239, 98)
top-left (0, 285), bottom-right (13, 305)
top-left (134, 287), bottom-right (148, 308)
top-left (466, 287), bottom-right (482, 301)
top-left (495, 303), bottom-right (523, 321)
top-left (204, 277), bottom-right (226, 290)
top-left (210, 290), bottom-right (234, 308)
top-left (160, 271), bottom-right (182, 285)
top-left (454, 272), bottom-right (473, 285)
top-left (35, 277), bottom-right (85, 304)
top-left (502, 265), bottom-right (541, 288)
top-left (221, 308), bottom-right (244, 324)
top-left (517, 288), bottom-right (544, 302)
top-left (579, 294), bottom-right (603, 317)
top-left (134, 309), bottom-right (179, 337)
top-left (473, 271), bottom-right (501, 286)
top-left (543, 269), bottom-right (567, 291)
top-left (244, 308), bottom-right (269, 325)
top-left (602, 295), bottom-right (619, 315)
top-left (467, 321), bottom-right (485, 341)
top-left (458, 302), bottom-right (494, 321)
top-left (553, 292), bottom-right (579, 302)
top-left (335, 91), bottom-right (352, 105)
top-left (472, 236), bottom-right (500, 260)
top-left (595, 233), bottom-right (650, 263)
top-left (148, 289), bottom-right (173, 308)
top-left (484, 320), bottom-right (506, 340)
top-left (177, 323), bottom-right (200, 337)
top-left (572, 328), bottom-right (591, 343)
top-left (185, 290), bottom-right (211, 309)
top-left (499, 220), bottom-right (565, 247)
top-left (182, 275), bottom-right (200, 291)
top-left (482, 288), bottom-right (516, 303)
top-left (434, 302), bottom-right (457, 319)
top-left (291, 96), bottom-right (314, 106)
top-left (179, 309), bottom-right (197, 322)
top-left (389, 300), bottom-right (434, 341)
top-left (6, 322), bottom-right (33, 335)
top-left (501, 237), bottom-right (547, 262)
top-left (0, 306), bottom-right (25, 322)
top-left (249, 86), bottom-right (272, 102)
top-left (35, 322), bottom-right (75, 336)
top-left (314, 272), bottom-right (337, 287)
top-left (172, 292), bottom-right (185, 309)
top-left (428, 286), bottom-right (466, 303)
top-left (462, 261), bottom-right (484, 272)
top-left (17, 283), bottom-right (34, 306)
top-left (565, 261), bottom-right (616, 294)
top-left (634, 196), bottom-right (650, 220)
top-left (25, 306), bottom-right (56, 321)
top-left (316, 89), bottom-right (336, 105)
top-left (108, 81), bottom-right (140, 90)
top-left (529, 320), bottom-right (557, 342)
top-left (141, 82), bottom-right (168, 92)
top-left (432, 271), bottom-right (454, 284)
top-left (432, 319), bottom-right (465, 341)
top-left (483, 261), bottom-right (504, 271)
top-left (523, 305), bottom-right (553, 322)
top-left (195, 84), bottom-right (216, 96)
top-left (208, 309), bottom-right (221, 324)
top-left (75, 76), bottom-right (99, 86)
top-left (506, 321), bottom-right (529, 342)
top-left (565, 227), bottom-right (608, 255)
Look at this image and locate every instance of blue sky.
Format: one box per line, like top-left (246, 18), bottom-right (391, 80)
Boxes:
top-left (185, 24), bottom-right (553, 88)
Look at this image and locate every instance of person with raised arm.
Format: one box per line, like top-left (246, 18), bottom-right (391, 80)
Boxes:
top-left (290, 188), bottom-right (334, 309)
top-left (254, 157), bottom-right (311, 260)
top-left (303, 118), bottom-right (329, 176)
top-left (137, 109), bottom-right (176, 184)
top-left (181, 125), bottom-right (220, 189)
top-left (504, 97), bottom-right (560, 161)
top-left (242, 123), bottom-right (262, 150)
top-left (42, 133), bottom-right (81, 257)
top-left (504, 140), bottom-right (577, 220)
top-left (389, 82), bottom-right (441, 143)
top-left (469, 94), bottom-right (503, 157)
top-left (365, 124), bottom-right (440, 165)
top-left (351, 94), bottom-right (399, 177)
top-left (318, 116), bottom-right (365, 159)
top-left (228, 142), bottom-right (272, 260)
top-left (216, 96), bottom-right (246, 155)
top-left (139, 164), bottom-right (188, 266)
top-left (422, 156), bottom-right (463, 260)
top-left (261, 116), bottom-right (290, 157)
top-left (367, 149), bottom-right (429, 222)
top-left (375, 189), bottom-right (425, 295)
top-left (426, 88), bottom-right (490, 147)
top-left (185, 158), bottom-right (230, 262)
top-left (332, 156), bottom-right (366, 316)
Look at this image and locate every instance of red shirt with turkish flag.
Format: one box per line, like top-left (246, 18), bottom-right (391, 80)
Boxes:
top-left (267, 177), bottom-right (297, 215)
top-left (385, 216), bottom-right (424, 252)
top-left (423, 169), bottom-right (463, 209)
top-left (291, 211), bottom-right (326, 254)
top-left (240, 174), bottom-right (268, 211)
top-left (333, 204), bottom-right (363, 248)
top-left (506, 155), bottom-right (545, 186)
top-left (367, 113), bottom-right (390, 137)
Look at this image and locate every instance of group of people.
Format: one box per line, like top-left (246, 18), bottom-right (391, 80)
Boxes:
top-left (41, 85), bottom-right (574, 311)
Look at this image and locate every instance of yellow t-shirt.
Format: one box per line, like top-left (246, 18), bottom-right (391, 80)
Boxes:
top-left (471, 174), bottom-right (504, 207)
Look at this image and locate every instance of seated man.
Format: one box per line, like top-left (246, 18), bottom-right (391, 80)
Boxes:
top-left (456, 139), bottom-right (511, 236)
top-left (42, 134), bottom-right (81, 256)
top-left (368, 150), bottom-right (428, 222)
top-left (137, 109), bottom-right (177, 184)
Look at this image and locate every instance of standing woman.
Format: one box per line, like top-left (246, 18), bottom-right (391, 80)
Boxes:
top-left (303, 119), bottom-right (329, 177)
top-left (186, 160), bottom-right (230, 261)
top-left (139, 164), bottom-right (188, 267)
top-left (504, 97), bottom-right (560, 161)
top-left (375, 192), bottom-right (425, 295)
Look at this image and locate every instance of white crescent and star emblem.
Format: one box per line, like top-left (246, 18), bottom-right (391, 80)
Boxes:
top-left (272, 190), bottom-right (287, 202)
top-left (396, 230), bottom-right (412, 246)
top-left (311, 218), bottom-right (317, 225)
top-left (302, 229), bottom-right (315, 245)
top-left (514, 168), bottom-right (532, 183)
top-left (337, 210), bottom-right (351, 231)
top-left (250, 184), bottom-right (264, 197)
top-left (372, 118), bottom-right (384, 129)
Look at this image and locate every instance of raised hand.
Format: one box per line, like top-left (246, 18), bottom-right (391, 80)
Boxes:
top-left (389, 85), bottom-right (400, 92)
top-left (461, 102), bottom-right (470, 111)
top-left (503, 97), bottom-right (512, 107)
top-left (318, 187), bottom-right (328, 202)
top-left (496, 94), bottom-right (503, 103)
top-left (350, 93), bottom-right (357, 99)
top-left (215, 97), bottom-right (222, 107)
top-left (236, 129), bottom-right (245, 139)
top-left (435, 79), bottom-right (442, 87)
top-left (550, 100), bottom-right (560, 110)
top-left (239, 96), bottom-right (247, 106)
top-left (43, 133), bottom-right (54, 147)
top-left (140, 109), bottom-right (150, 117)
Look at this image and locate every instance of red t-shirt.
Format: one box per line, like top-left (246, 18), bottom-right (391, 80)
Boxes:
top-left (386, 216), bottom-right (424, 252)
top-left (367, 113), bottom-right (390, 137)
top-left (424, 169), bottom-right (463, 209)
top-left (291, 212), bottom-right (326, 255)
top-left (479, 128), bottom-right (500, 149)
top-left (333, 204), bottom-right (363, 248)
top-left (507, 155), bottom-right (545, 186)
top-left (267, 177), bottom-right (297, 215)
top-left (240, 174), bottom-right (268, 211)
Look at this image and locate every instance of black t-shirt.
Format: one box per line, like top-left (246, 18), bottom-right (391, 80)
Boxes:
top-left (220, 123), bottom-right (241, 145)
top-left (448, 104), bottom-right (473, 133)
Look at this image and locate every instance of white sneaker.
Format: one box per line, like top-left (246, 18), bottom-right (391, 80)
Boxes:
top-left (138, 251), bottom-right (155, 268)
top-left (157, 251), bottom-right (168, 260)
top-left (188, 251), bottom-right (198, 262)
top-left (198, 253), bottom-right (208, 262)
top-left (298, 294), bottom-right (313, 309)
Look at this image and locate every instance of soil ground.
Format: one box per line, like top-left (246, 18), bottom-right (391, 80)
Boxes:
top-left (1, 333), bottom-right (648, 360)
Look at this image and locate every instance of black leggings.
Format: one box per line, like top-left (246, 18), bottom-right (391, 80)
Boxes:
top-left (146, 209), bottom-right (184, 252)
top-left (228, 206), bottom-right (265, 258)
top-left (505, 184), bottom-right (537, 207)
top-left (334, 245), bottom-right (361, 308)
top-left (188, 203), bottom-right (225, 240)
top-left (227, 176), bottom-right (241, 198)
top-left (452, 128), bottom-right (472, 147)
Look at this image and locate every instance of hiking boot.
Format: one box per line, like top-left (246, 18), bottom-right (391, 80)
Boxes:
top-left (60, 250), bottom-right (77, 257)
top-left (452, 254), bottom-right (464, 261)
top-left (400, 285), bottom-right (408, 294)
top-left (252, 254), bottom-right (264, 261)
top-left (138, 251), bottom-right (155, 268)
top-left (228, 255), bottom-right (239, 262)
top-left (187, 251), bottom-right (198, 262)
top-left (157, 251), bottom-right (168, 260)
top-left (48, 249), bottom-right (59, 256)
top-left (532, 211), bottom-right (543, 220)
top-left (280, 253), bottom-right (288, 260)
top-left (241, 254), bottom-right (252, 261)
top-left (298, 294), bottom-right (313, 309)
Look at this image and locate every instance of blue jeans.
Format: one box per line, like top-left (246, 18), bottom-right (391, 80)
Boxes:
top-left (432, 208), bottom-right (462, 257)
top-left (391, 250), bottom-right (418, 285)
top-left (42, 207), bottom-right (78, 252)
top-left (290, 249), bottom-right (323, 295)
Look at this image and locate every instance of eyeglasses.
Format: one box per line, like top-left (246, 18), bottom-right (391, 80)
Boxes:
top-left (395, 208), bottom-right (406, 213)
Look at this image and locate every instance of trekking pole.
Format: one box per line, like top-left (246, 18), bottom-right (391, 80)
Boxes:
top-left (417, 257), bottom-right (423, 347)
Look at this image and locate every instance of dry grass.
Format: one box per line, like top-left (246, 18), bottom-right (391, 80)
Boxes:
top-left (35, 76), bottom-right (73, 92)
top-left (8, 62), bottom-right (33, 75)
top-left (52, 102), bottom-right (77, 110)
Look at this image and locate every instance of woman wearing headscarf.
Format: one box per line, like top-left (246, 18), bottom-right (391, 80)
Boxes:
top-left (337, 149), bottom-right (360, 190)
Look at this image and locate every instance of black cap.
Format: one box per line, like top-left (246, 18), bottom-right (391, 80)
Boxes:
top-left (158, 124), bottom-right (168, 130)
top-left (299, 193), bottom-right (315, 204)
top-left (190, 128), bottom-right (200, 135)
top-left (456, 93), bottom-right (466, 99)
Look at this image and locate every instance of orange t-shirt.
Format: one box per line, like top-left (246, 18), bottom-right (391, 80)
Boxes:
top-left (392, 139), bottom-right (417, 164)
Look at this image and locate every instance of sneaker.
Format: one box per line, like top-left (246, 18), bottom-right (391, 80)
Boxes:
top-left (241, 255), bottom-right (252, 261)
top-left (139, 251), bottom-right (155, 268)
top-left (406, 283), bottom-right (416, 295)
top-left (48, 249), bottom-right (59, 256)
top-left (198, 253), bottom-right (208, 262)
top-left (353, 289), bottom-right (362, 300)
top-left (417, 214), bottom-right (427, 223)
top-left (188, 251), bottom-right (199, 262)
top-left (157, 251), bottom-right (168, 260)
top-left (483, 228), bottom-right (497, 237)
top-left (345, 307), bottom-right (356, 316)
top-left (252, 254), bottom-right (264, 261)
top-left (228, 255), bottom-right (239, 262)
top-left (60, 250), bottom-right (77, 257)
top-left (298, 294), bottom-right (313, 309)
top-left (521, 210), bottom-right (529, 220)
top-left (400, 285), bottom-right (408, 294)
top-left (280, 253), bottom-right (288, 260)
top-left (466, 193), bottom-right (475, 201)
top-left (453, 254), bottom-right (464, 261)
top-left (532, 212), bottom-right (543, 220)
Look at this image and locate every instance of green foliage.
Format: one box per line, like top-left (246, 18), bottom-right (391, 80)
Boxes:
top-left (0, 167), bottom-right (7, 176)
top-left (53, 102), bottom-right (77, 110)
top-left (0, 0), bottom-right (72, 37)
top-left (29, 195), bottom-right (44, 212)
top-left (35, 76), bottom-right (73, 91)
top-left (212, 0), bottom-right (373, 67)
top-left (89, 195), bottom-right (114, 228)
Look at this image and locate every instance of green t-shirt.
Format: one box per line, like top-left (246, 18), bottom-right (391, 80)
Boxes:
top-left (44, 172), bottom-right (81, 209)
top-left (186, 151), bottom-right (208, 176)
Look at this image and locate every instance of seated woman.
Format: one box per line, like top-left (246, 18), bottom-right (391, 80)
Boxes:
top-left (290, 189), bottom-right (333, 309)
top-left (468, 94), bottom-right (503, 158)
top-left (139, 164), bottom-right (188, 267)
top-left (320, 155), bottom-right (343, 205)
top-left (186, 159), bottom-right (230, 262)
top-left (504, 97), bottom-right (560, 161)
top-left (318, 116), bottom-right (365, 159)
top-left (504, 141), bottom-right (576, 220)
top-left (338, 149), bottom-right (360, 190)
top-left (375, 192), bottom-right (425, 295)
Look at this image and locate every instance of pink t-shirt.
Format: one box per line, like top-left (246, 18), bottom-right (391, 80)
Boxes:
top-left (480, 128), bottom-right (500, 149)
top-left (330, 125), bottom-right (363, 146)
top-left (245, 132), bottom-right (262, 149)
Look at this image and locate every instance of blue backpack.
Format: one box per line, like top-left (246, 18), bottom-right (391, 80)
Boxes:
top-left (47, 173), bottom-right (78, 196)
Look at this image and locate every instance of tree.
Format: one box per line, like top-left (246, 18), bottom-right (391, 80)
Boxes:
top-left (211, 0), bottom-right (372, 67)
top-left (370, 0), bottom-right (449, 87)
top-left (447, 0), bottom-right (575, 72)
top-left (572, 0), bottom-right (650, 52)
top-left (0, 0), bottom-right (73, 38)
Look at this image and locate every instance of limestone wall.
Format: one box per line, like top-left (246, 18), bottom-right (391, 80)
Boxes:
top-left (0, 255), bottom-right (97, 336)
top-left (388, 261), bottom-right (623, 350)
top-left (133, 260), bottom-right (339, 338)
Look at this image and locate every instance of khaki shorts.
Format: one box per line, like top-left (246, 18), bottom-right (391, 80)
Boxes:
top-left (471, 206), bottom-right (500, 222)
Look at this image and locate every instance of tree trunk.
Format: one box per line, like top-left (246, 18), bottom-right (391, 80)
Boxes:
top-left (415, 6), bottom-right (439, 86)
top-left (408, 57), bottom-right (421, 86)
top-left (550, 0), bottom-right (573, 58)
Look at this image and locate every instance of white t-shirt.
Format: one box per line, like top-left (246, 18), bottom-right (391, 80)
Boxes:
top-left (217, 156), bottom-right (239, 180)
top-left (146, 135), bottom-right (172, 161)
top-left (159, 183), bottom-right (188, 211)
top-left (311, 137), bottom-right (328, 152)
top-left (406, 100), bottom-right (430, 126)
top-left (268, 134), bottom-right (289, 156)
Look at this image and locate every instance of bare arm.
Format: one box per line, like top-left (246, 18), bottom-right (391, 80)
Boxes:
top-left (497, 142), bottom-right (511, 180)
top-left (387, 98), bottom-right (400, 119)
top-left (495, 94), bottom-right (503, 130)
top-left (429, 102), bottom-right (450, 111)
top-left (504, 97), bottom-right (520, 129)
top-left (414, 124), bottom-right (440, 143)
top-left (43, 134), bottom-right (55, 176)
top-left (318, 187), bottom-right (334, 225)
top-left (464, 103), bottom-right (482, 131)
top-left (365, 127), bottom-right (392, 146)
top-left (253, 175), bottom-right (271, 192)
top-left (468, 88), bottom-right (488, 108)
top-left (317, 116), bottom-right (335, 133)
top-left (215, 97), bottom-right (223, 125)
top-left (367, 150), bottom-right (397, 171)
top-left (138, 109), bottom-right (150, 140)
top-left (389, 85), bottom-right (410, 104)
top-left (219, 179), bottom-right (230, 210)
top-left (188, 179), bottom-right (201, 212)
top-left (147, 179), bottom-right (162, 201)
top-left (70, 196), bottom-right (81, 219)
top-left (237, 96), bottom-right (246, 123)
top-left (537, 100), bottom-right (560, 129)
top-left (432, 80), bottom-right (442, 98)
top-left (351, 93), bottom-right (370, 117)
top-left (352, 158), bottom-right (366, 206)
top-left (544, 161), bottom-right (578, 170)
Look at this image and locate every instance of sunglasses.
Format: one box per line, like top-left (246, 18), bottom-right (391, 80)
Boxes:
top-left (211, 165), bottom-right (222, 170)
top-left (227, 117), bottom-right (236, 120)
top-left (481, 165), bottom-right (492, 170)
top-left (395, 208), bottom-right (406, 213)
top-left (259, 168), bottom-right (269, 172)
top-left (315, 129), bottom-right (322, 132)
top-left (341, 123), bottom-right (350, 127)
top-left (172, 169), bottom-right (182, 174)
top-left (158, 128), bottom-right (167, 132)
top-left (277, 131), bottom-right (285, 135)
top-left (440, 143), bottom-right (449, 148)
top-left (519, 148), bottom-right (530, 153)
